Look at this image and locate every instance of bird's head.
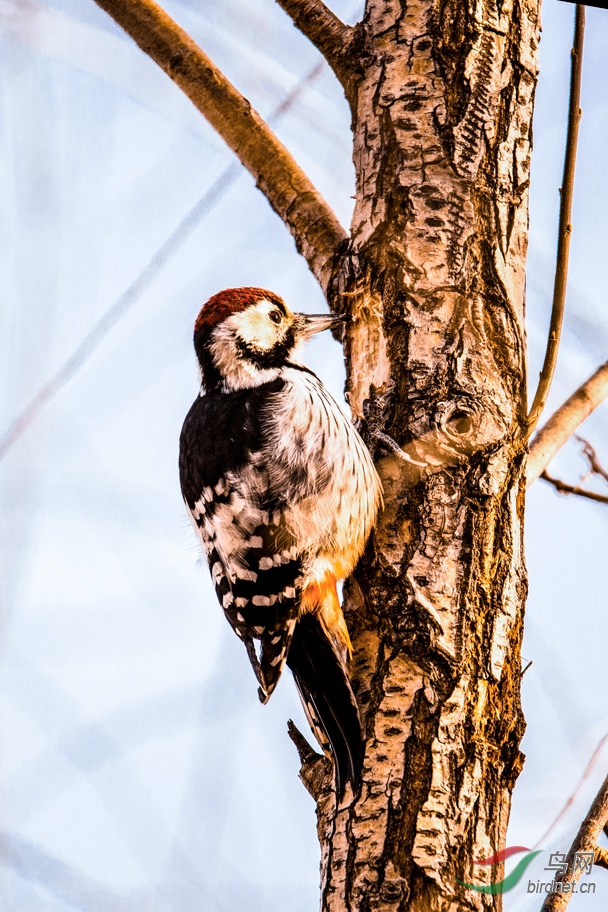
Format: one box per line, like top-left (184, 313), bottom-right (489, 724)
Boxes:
top-left (193, 287), bottom-right (347, 392)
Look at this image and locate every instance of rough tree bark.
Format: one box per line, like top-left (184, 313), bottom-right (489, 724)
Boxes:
top-left (303, 2), bottom-right (539, 909)
top-left (94, 0), bottom-right (559, 909)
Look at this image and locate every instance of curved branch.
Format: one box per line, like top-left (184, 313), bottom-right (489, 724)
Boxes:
top-left (93, 0), bottom-right (348, 292)
top-left (275, 0), bottom-right (360, 93)
top-left (527, 359), bottom-right (608, 485)
top-left (0, 64), bottom-right (328, 462)
top-left (527, 5), bottom-right (585, 436)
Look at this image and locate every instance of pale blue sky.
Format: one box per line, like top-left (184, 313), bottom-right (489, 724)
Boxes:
top-left (1, 1), bottom-right (607, 910)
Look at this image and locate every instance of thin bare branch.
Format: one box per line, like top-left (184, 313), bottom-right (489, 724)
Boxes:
top-left (541, 772), bottom-right (608, 911)
top-left (534, 734), bottom-right (608, 850)
top-left (576, 436), bottom-right (608, 484)
top-left (275, 0), bottom-right (360, 92)
top-left (93, 0), bottom-right (348, 292)
top-left (527, 359), bottom-right (608, 485)
top-left (527, 6), bottom-right (585, 436)
top-left (540, 472), bottom-right (608, 505)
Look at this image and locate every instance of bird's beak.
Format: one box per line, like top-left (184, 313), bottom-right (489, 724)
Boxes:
top-left (296, 312), bottom-right (350, 340)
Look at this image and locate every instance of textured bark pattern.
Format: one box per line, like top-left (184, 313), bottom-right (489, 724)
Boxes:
top-left (276, 0), bottom-right (360, 92)
top-left (313, 0), bottom-right (540, 908)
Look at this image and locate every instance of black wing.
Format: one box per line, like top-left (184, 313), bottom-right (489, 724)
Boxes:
top-left (179, 379), bottom-right (301, 698)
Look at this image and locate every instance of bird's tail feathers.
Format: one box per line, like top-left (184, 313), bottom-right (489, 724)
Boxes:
top-left (287, 613), bottom-right (363, 798)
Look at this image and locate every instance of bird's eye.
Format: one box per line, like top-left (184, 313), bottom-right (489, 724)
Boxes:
top-left (269, 310), bottom-right (282, 325)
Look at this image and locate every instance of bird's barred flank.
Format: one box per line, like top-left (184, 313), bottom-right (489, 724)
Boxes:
top-left (179, 287), bottom-right (382, 796)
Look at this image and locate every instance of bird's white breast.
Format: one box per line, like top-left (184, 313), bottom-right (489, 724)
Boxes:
top-left (264, 367), bottom-right (382, 581)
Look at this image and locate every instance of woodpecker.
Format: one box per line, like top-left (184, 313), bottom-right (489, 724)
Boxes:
top-left (179, 287), bottom-right (382, 795)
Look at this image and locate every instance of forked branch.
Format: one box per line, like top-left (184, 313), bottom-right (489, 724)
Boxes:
top-left (93, 0), bottom-right (348, 292)
top-left (539, 436), bottom-right (608, 505)
top-left (577, 436), bottom-right (608, 483)
top-left (275, 0), bottom-right (360, 93)
top-left (527, 359), bottom-right (608, 484)
top-left (527, 5), bottom-right (585, 436)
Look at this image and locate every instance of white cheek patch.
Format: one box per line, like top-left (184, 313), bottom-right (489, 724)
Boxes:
top-left (209, 308), bottom-right (288, 392)
top-left (212, 300), bottom-right (292, 358)
top-left (232, 305), bottom-right (279, 351)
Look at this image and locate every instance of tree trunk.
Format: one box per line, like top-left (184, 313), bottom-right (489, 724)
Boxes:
top-left (90, 0), bottom-right (547, 906)
top-left (303, 0), bottom-right (540, 908)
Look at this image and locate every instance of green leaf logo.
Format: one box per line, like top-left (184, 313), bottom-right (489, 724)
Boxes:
top-left (457, 847), bottom-right (542, 895)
